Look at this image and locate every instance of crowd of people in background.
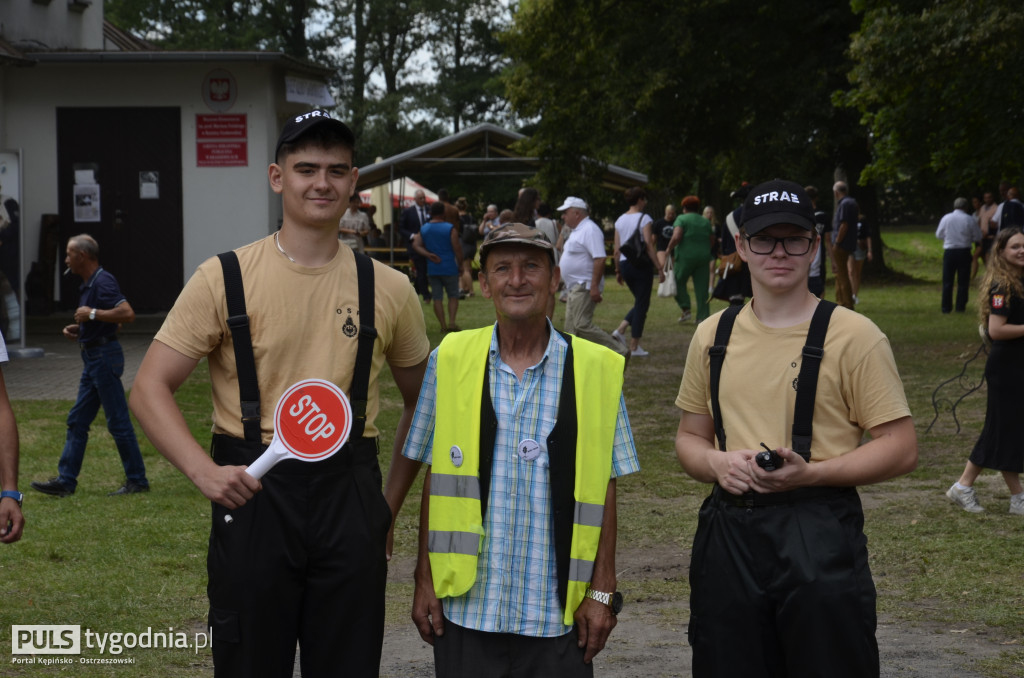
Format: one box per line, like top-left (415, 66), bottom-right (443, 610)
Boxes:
top-left (340, 176), bottom-right (1024, 373)
top-left (935, 180), bottom-right (1024, 315)
top-left (353, 180), bottom-right (875, 347)
top-left (379, 180), bottom-right (861, 348)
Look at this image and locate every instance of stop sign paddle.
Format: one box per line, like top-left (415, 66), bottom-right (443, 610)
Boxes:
top-left (245, 378), bottom-right (353, 479)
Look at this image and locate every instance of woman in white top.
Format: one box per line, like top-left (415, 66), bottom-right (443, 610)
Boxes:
top-left (611, 186), bottom-right (664, 357)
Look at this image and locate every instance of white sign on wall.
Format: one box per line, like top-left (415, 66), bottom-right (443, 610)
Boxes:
top-left (285, 76), bottom-right (335, 108)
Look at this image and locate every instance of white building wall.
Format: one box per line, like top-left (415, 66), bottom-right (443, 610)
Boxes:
top-left (5, 60), bottom-right (286, 281)
top-left (0, 0), bottom-right (105, 51)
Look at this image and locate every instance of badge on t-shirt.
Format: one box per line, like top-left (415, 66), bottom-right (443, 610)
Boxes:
top-left (449, 445), bottom-right (464, 468)
top-left (992, 294), bottom-right (1005, 309)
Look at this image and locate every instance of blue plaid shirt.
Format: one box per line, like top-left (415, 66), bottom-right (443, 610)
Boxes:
top-left (402, 322), bottom-right (639, 637)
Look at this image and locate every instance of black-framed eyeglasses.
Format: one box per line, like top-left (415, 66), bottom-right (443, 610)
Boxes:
top-left (744, 234), bottom-right (814, 255)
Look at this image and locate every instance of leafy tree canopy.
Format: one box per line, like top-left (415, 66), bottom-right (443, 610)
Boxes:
top-left (502, 0), bottom-right (863, 212)
top-left (105, 0), bottom-right (323, 58)
top-left (107, 0), bottom-right (511, 146)
top-left (842, 0), bottom-right (1024, 194)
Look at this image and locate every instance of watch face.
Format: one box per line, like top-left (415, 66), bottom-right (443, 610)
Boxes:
top-left (611, 591), bottom-right (623, 614)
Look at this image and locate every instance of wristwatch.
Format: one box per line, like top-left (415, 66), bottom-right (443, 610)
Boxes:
top-left (89, 308), bottom-right (97, 321)
top-left (585, 587), bottom-right (623, 615)
top-left (1, 490), bottom-right (23, 507)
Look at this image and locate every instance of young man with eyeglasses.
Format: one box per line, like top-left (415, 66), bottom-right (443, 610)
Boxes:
top-left (673, 179), bottom-right (917, 678)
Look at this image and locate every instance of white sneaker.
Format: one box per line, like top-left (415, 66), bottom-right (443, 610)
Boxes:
top-left (611, 329), bottom-right (627, 348)
top-left (946, 484), bottom-right (985, 513)
top-left (1010, 494), bottom-right (1024, 515)
top-left (677, 311), bottom-right (692, 323)
top-left (631, 347), bottom-right (650, 357)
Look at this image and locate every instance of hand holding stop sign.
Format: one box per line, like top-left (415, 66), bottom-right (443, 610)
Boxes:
top-left (246, 379), bottom-right (354, 479)
top-left (224, 379), bottom-right (352, 525)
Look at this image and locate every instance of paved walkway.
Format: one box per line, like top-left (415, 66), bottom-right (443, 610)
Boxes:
top-left (3, 316), bottom-right (160, 401)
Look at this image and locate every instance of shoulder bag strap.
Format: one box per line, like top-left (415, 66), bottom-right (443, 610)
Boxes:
top-left (217, 251), bottom-right (262, 443)
top-left (708, 304), bottom-right (742, 451)
top-left (790, 300), bottom-right (837, 461)
top-left (725, 211), bottom-right (740, 239)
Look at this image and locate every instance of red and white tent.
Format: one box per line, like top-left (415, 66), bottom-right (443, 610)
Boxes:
top-left (359, 177), bottom-right (437, 209)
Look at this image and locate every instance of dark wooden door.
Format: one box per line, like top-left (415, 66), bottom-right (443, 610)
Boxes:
top-left (56, 107), bottom-right (183, 312)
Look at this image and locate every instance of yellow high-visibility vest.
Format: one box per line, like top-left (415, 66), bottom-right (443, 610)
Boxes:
top-left (428, 325), bottom-right (623, 625)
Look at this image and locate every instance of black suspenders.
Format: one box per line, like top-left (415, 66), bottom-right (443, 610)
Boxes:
top-left (708, 305), bottom-right (741, 452)
top-left (708, 301), bottom-right (837, 460)
top-left (217, 252), bottom-right (262, 443)
top-left (217, 249), bottom-right (377, 442)
top-left (348, 252), bottom-right (378, 440)
top-left (790, 302), bottom-right (836, 459)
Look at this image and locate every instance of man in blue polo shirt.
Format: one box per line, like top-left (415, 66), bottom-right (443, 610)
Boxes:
top-left (31, 234), bottom-right (148, 497)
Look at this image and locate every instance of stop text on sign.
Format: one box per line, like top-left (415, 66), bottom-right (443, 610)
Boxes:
top-left (290, 395), bottom-right (336, 441)
top-left (275, 379), bottom-right (352, 460)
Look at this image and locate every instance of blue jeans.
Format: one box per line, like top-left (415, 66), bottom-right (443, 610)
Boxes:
top-left (57, 340), bottom-right (147, 490)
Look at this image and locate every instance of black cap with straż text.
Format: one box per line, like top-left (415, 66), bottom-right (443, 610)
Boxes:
top-left (274, 110), bottom-right (355, 162)
top-left (740, 179), bottom-right (816, 235)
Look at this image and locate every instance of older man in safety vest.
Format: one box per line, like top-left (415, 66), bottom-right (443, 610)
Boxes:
top-left (403, 223), bottom-right (639, 677)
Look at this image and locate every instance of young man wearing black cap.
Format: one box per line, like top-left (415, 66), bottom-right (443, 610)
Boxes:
top-left (130, 110), bottom-right (430, 676)
top-left (673, 179), bottom-right (917, 678)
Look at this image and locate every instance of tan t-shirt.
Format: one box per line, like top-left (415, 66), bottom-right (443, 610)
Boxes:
top-left (156, 234), bottom-right (429, 442)
top-left (676, 303), bottom-right (911, 461)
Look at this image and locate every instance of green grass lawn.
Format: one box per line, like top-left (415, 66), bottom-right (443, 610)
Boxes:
top-left (3, 224), bottom-right (1022, 676)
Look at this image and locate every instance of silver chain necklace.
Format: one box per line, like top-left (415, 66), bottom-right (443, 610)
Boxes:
top-left (274, 231), bottom-right (296, 263)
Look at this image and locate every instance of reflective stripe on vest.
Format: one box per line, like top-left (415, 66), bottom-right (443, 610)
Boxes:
top-left (427, 326), bottom-right (623, 625)
top-left (568, 557), bottom-right (594, 584)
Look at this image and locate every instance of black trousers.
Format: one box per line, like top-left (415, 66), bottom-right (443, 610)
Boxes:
top-left (941, 247), bottom-right (972, 313)
top-left (207, 435), bottom-right (391, 678)
top-left (688, 486), bottom-right (879, 678)
top-left (409, 250), bottom-right (431, 301)
top-left (433, 619), bottom-right (592, 678)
